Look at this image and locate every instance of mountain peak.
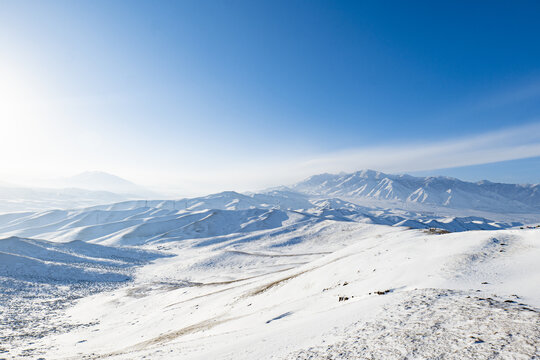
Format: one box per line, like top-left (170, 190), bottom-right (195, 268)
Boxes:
top-left (354, 169), bottom-right (384, 178)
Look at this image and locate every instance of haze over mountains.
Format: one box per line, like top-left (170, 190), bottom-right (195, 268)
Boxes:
top-left (1, 169), bottom-right (538, 214)
top-left (48, 171), bottom-right (158, 197)
top-left (0, 186), bottom-right (131, 213)
top-left (0, 171), bottom-right (158, 212)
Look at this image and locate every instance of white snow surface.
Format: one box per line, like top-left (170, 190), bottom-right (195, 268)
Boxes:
top-left (0, 174), bottom-right (539, 359)
top-left (0, 236), bottom-right (164, 282)
top-left (8, 223), bottom-right (537, 359)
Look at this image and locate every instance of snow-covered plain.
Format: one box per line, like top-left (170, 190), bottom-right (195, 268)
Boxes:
top-left (0, 172), bottom-right (539, 359)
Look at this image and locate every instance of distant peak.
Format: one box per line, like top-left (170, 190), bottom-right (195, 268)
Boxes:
top-left (49, 171), bottom-right (157, 197)
top-left (212, 190), bottom-right (243, 197)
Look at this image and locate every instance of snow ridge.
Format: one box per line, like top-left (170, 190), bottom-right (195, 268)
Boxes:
top-left (0, 191), bottom-right (522, 247)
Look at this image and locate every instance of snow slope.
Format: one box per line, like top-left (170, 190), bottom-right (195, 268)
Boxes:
top-left (24, 224), bottom-right (540, 360)
top-left (0, 236), bottom-right (165, 283)
top-left (0, 237), bottom-right (167, 357)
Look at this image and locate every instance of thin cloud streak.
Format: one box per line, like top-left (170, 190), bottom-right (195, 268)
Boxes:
top-left (159, 122), bottom-right (540, 195)
top-left (2, 120), bottom-right (539, 196)
top-left (298, 122), bottom-right (540, 176)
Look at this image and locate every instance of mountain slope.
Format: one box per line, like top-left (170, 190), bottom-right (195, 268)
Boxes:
top-left (36, 225), bottom-right (540, 360)
top-left (0, 236), bottom-right (163, 282)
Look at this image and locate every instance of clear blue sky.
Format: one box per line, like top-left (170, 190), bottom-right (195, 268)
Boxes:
top-left (1, 1), bottom-right (539, 193)
top-left (412, 156), bottom-right (540, 184)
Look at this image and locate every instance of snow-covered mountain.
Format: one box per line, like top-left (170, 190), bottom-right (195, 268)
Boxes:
top-left (291, 169), bottom-right (540, 213)
top-left (0, 191), bottom-right (523, 248)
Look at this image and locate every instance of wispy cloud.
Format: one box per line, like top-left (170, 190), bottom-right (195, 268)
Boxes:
top-left (300, 121), bottom-right (540, 175)
top-left (159, 121), bottom-right (540, 195)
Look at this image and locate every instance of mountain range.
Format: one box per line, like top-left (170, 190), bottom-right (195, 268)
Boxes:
top-left (290, 169), bottom-right (540, 213)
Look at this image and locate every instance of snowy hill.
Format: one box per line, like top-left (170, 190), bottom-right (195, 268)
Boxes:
top-left (291, 169), bottom-right (540, 213)
top-left (0, 236), bottom-right (163, 282)
top-left (0, 191), bottom-right (524, 249)
top-left (87, 190), bottom-right (313, 212)
top-left (0, 236), bottom-right (167, 355)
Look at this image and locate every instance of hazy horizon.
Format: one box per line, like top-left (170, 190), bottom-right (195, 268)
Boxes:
top-left (2, 156), bottom-right (539, 199)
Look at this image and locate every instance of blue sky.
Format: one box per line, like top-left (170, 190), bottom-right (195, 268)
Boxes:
top-left (1, 1), bottom-right (539, 193)
top-left (412, 156), bottom-right (540, 184)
